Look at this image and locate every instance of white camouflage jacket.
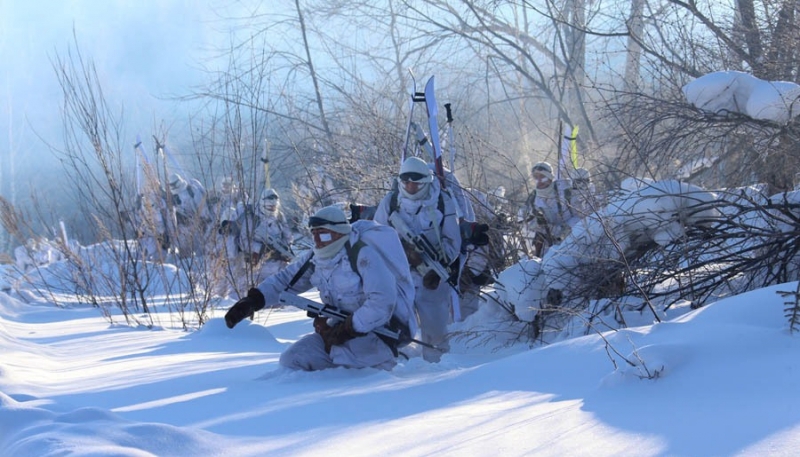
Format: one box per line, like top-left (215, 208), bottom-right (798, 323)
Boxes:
top-left (239, 209), bottom-right (293, 257)
top-left (256, 243), bottom-right (396, 334)
top-left (373, 179), bottom-right (461, 269)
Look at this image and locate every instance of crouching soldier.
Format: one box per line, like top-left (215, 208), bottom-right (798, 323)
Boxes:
top-left (225, 205), bottom-right (411, 371)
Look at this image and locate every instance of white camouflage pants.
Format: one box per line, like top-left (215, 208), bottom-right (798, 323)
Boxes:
top-left (412, 271), bottom-right (451, 362)
top-left (279, 331), bottom-right (396, 371)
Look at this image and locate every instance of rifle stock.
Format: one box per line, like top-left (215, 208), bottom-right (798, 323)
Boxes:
top-left (278, 292), bottom-right (400, 341)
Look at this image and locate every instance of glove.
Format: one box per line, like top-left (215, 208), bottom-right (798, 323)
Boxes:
top-left (402, 240), bottom-right (423, 267)
top-left (423, 270), bottom-right (441, 290)
top-left (472, 223), bottom-right (490, 246)
top-left (320, 315), bottom-right (365, 353)
top-left (461, 222), bottom-right (490, 247)
top-left (224, 288), bottom-right (266, 329)
top-left (313, 316), bottom-right (330, 335)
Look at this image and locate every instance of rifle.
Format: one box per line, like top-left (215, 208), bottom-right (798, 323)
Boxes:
top-left (278, 292), bottom-right (401, 341)
top-left (523, 207), bottom-right (559, 257)
top-left (388, 212), bottom-right (457, 289)
top-left (263, 231), bottom-right (294, 261)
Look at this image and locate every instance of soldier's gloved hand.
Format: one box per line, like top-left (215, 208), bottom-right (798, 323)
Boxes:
top-left (423, 270), bottom-right (441, 290)
top-left (313, 316), bottom-right (330, 335)
top-left (461, 222), bottom-right (491, 246)
top-left (225, 288), bottom-right (266, 329)
top-left (472, 223), bottom-right (490, 246)
top-left (402, 240), bottom-right (423, 267)
top-left (321, 315), bottom-right (365, 353)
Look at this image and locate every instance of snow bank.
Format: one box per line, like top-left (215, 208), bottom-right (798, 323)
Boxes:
top-left (683, 70), bottom-right (800, 123)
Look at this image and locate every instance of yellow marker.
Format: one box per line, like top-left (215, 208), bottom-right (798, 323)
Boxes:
top-left (570, 125), bottom-right (580, 169)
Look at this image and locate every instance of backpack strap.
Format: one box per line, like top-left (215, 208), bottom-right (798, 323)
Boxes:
top-left (552, 181), bottom-right (575, 221)
top-left (285, 253), bottom-right (315, 291)
top-left (563, 186), bottom-right (573, 215)
top-left (553, 181), bottom-right (564, 216)
top-left (389, 190), bottom-right (399, 215)
top-left (436, 189), bottom-right (447, 216)
top-left (345, 239), bottom-right (367, 279)
top-left (389, 189), bottom-right (447, 229)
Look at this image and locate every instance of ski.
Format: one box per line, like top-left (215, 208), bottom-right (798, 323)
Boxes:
top-left (423, 76), bottom-right (446, 189)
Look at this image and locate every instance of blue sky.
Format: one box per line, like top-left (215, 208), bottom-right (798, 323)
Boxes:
top-left (0, 1), bottom-right (225, 163)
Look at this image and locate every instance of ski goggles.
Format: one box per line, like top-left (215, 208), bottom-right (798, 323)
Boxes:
top-left (399, 172), bottom-right (431, 183)
top-left (532, 164), bottom-right (551, 173)
top-left (262, 195), bottom-right (279, 200)
top-left (308, 216), bottom-right (349, 229)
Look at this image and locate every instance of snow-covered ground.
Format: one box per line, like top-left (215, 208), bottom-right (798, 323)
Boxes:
top-left (2, 266), bottom-right (800, 456)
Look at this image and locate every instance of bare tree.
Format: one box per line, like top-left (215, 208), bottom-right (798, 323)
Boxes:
top-left (607, 0), bottom-right (800, 192)
top-left (41, 35), bottom-right (220, 329)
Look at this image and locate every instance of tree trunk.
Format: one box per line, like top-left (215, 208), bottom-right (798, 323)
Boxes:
top-left (736, 0), bottom-right (765, 76)
top-left (294, 0), bottom-right (334, 148)
top-left (624, 0), bottom-right (644, 90)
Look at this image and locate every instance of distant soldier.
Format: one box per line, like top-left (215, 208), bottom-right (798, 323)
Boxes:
top-left (238, 188), bottom-right (294, 283)
top-left (168, 173), bottom-right (210, 258)
top-left (208, 177), bottom-right (247, 259)
top-left (520, 162), bottom-right (575, 257)
top-left (207, 177), bottom-right (248, 296)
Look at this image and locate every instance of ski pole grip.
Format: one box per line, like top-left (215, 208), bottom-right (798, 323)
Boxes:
top-left (445, 103), bottom-right (453, 123)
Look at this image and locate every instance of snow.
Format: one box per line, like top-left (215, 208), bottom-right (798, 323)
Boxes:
top-left (2, 253), bottom-right (800, 456)
top-left (683, 70), bottom-right (800, 123)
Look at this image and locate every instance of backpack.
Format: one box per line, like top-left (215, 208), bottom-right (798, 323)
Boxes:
top-left (287, 220), bottom-right (417, 347)
top-left (348, 219), bottom-right (417, 339)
